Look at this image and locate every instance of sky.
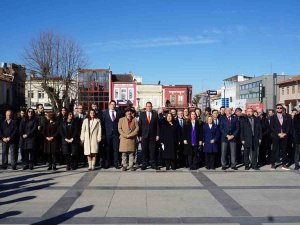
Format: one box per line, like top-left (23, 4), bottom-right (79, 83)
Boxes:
top-left (1, 0), bottom-right (300, 94)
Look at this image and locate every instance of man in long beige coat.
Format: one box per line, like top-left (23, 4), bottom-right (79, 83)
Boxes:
top-left (80, 110), bottom-right (102, 170)
top-left (118, 107), bottom-right (139, 171)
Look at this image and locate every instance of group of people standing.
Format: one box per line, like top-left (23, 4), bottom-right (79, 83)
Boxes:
top-left (1, 101), bottom-right (300, 172)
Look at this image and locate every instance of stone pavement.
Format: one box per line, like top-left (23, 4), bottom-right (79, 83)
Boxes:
top-left (1, 164), bottom-right (300, 225)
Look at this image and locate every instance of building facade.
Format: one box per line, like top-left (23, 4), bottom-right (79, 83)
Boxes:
top-left (162, 85), bottom-right (192, 109)
top-left (278, 75), bottom-right (300, 112)
top-left (221, 75), bottom-right (252, 109)
top-left (236, 74), bottom-right (290, 111)
top-left (77, 68), bottom-right (111, 110)
top-left (111, 74), bottom-right (137, 108)
top-left (25, 77), bottom-right (78, 111)
top-left (136, 84), bottom-right (162, 110)
top-left (0, 63), bottom-right (26, 114)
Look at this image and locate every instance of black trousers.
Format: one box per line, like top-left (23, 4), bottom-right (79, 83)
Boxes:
top-left (141, 137), bottom-right (157, 167)
top-left (271, 138), bottom-right (288, 165)
top-left (294, 144), bottom-right (300, 166)
top-left (48, 153), bottom-right (57, 167)
top-left (205, 152), bottom-right (216, 169)
top-left (65, 154), bottom-right (78, 169)
top-left (24, 148), bottom-right (35, 166)
top-left (177, 143), bottom-right (184, 168)
top-left (188, 146), bottom-right (199, 169)
top-left (104, 134), bottom-right (120, 168)
top-left (2, 143), bottom-right (17, 167)
top-left (165, 160), bottom-right (176, 170)
top-left (244, 142), bottom-right (258, 168)
top-left (259, 135), bottom-right (271, 165)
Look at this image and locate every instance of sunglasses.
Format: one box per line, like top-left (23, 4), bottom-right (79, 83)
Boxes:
top-left (28, 111), bottom-right (33, 113)
top-left (277, 107), bottom-right (283, 109)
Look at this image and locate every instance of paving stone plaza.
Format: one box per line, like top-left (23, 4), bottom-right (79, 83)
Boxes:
top-left (1, 163), bottom-right (300, 225)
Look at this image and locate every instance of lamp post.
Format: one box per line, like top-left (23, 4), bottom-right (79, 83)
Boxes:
top-left (223, 81), bottom-right (226, 107)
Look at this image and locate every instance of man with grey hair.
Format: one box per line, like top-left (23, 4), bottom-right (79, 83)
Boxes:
top-left (220, 108), bottom-right (240, 170)
top-left (0, 110), bottom-right (18, 170)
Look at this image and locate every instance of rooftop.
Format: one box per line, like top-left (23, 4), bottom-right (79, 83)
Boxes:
top-left (277, 75), bottom-right (300, 85)
top-left (112, 74), bottom-right (134, 82)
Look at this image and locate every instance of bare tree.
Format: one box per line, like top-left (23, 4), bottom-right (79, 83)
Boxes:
top-left (24, 31), bottom-right (87, 112)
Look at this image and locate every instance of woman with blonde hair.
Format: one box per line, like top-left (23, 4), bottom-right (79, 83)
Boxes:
top-left (80, 109), bottom-right (102, 170)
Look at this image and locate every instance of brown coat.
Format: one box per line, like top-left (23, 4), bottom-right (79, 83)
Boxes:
top-left (118, 117), bottom-right (139, 153)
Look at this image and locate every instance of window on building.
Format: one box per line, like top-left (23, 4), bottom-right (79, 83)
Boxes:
top-left (230, 97), bottom-right (232, 102)
top-left (38, 91), bottom-right (44, 99)
top-left (282, 88), bottom-right (284, 95)
top-left (128, 88), bottom-right (134, 100)
top-left (170, 95), bottom-right (176, 105)
top-left (121, 89), bottom-right (127, 100)
top-left (28, 91), bottom-right (34, 98)
top-left (114, 89), bottom-right (119, 100)
top-left (298, 84), bottom-right (300, 93)
top-left (178, 95), bottom-right (183, 105)
top-left (292, 85), bottom-right (295, 94)
top-left (287, 87), bottom-right (289, 95)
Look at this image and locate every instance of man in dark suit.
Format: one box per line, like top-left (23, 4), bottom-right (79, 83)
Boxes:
top-left (293, 111), bottom-right (300, 170)
top-left (269, 104), bottom-right (291, 170)
top-left (0, 110), bottom-right (18, 170)
top-left (240, 108), bottom-right (262, 170)
top-left (232, 108), bottom-right (244, 164)
top-left (138, 102), bottom-right (160, 170)
top-left (220, 108), bottom-right (240, 170)
top-left (102, 100), bottom-right (121, 169)
top-left (176, 109), bottom-right (185, 168)
top-left (257, 108), bottom-right (271, 166)
top-left (74, 104), bottom-right (86, 168)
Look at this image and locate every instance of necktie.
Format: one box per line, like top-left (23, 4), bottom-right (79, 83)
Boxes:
top-left (250, 117), bottom-right (254, 135)
top-left (111, 111), bottom-right (115, 121)
top-left (147, 112), bottom-right (151, 124)
top-left (227, 117), bottom-right (231, 124)
top-left (180, 119), bottom-right (183, 128)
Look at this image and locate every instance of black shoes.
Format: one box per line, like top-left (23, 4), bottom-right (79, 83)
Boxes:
top-left (245, 166), bottom-right (250, 170)
top-left (222, 166), bottom-right (227, 170)
top-left (231, 167), bottom-right (238, 170)
top-left (23, 165), bottom-right (29, 170)
top-left (294, 165), bottom-right (300, 170)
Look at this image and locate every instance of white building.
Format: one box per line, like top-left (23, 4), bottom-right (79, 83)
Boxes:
top-left (136, 84), bottom-right (163, 110)
top-left (221, 75), bottom-right (252, 109)
top-left (25, 77), bottom-right (77, 110)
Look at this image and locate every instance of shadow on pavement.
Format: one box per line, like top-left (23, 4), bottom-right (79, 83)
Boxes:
top-left (31, 205), bottom-right (94, 225)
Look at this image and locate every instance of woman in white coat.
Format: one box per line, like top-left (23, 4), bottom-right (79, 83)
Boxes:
top-left (80, 109), bottom-right (102, 170)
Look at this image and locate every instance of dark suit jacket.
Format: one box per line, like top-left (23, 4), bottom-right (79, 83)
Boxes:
top-left (293, 114), bottom-right (300, 144)
top-left (138, 111), bottom-right (159, 139)
top-left (183, 121), bottom-right (203, 148)
top-left (0, 119), bottom-right (18, 144)
top-left (220, 115), bottom-right (240, 142)
top-left (175, 118), bottom-right (185, 142)
top-left (60, 119), bottom-right (79, 154)
top-left (270, 114), bottom-right (291, 140)
top-left (19, 117), bottom-right (38, 149)
top-left (102, 110), bottom-right (121, 137)
top-left (240, 117), bottom-right (262, 148)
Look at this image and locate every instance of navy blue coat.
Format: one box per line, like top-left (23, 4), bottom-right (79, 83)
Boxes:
top-left (220, 115), bottom-right (240, 142)
top-left (102, 110), bottom-right (121, 137)
top-left (202, 123), bottom-right (220, 153)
